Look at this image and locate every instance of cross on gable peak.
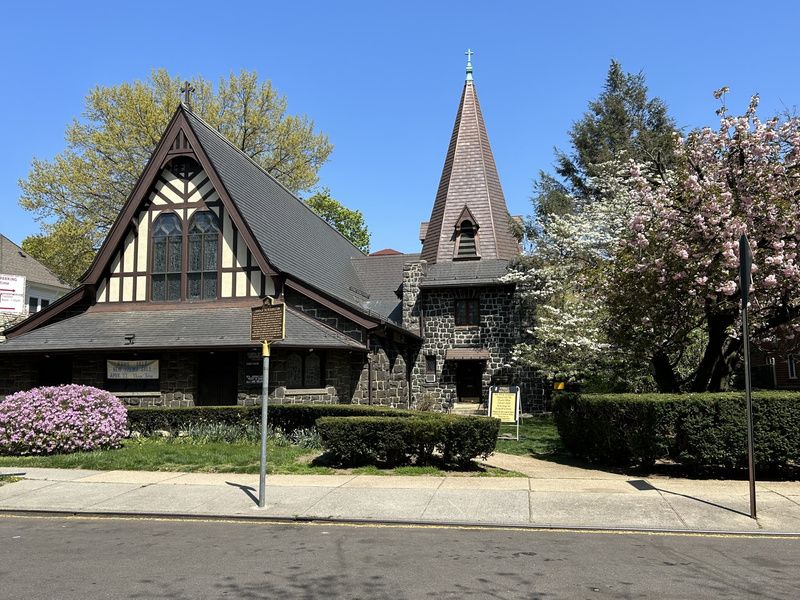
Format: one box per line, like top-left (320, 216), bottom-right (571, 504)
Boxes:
top-left (180, 81), bottom-right (196, 110)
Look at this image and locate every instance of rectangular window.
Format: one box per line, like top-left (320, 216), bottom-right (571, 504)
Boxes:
top-left (789, 355), bottom-right (797, 379)
top-left (28, 297), bottom-right (39, 313)
top-left (41, 299), bottom-right (50, 308)
top-left (425, 355), bottom-right (437, 383)
top-left (454, 298), bottom-right (480, 326)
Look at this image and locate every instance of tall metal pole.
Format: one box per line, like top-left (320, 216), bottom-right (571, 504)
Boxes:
top-left (258, 340), bottom-right (270, 508)
top-left (739, 234), bottom-right (757, 520)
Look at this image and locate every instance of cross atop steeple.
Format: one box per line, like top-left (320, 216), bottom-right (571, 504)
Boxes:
top-left (465, 48), bottom-right (474, 82)
top-left (180, 81), bottom-right (196, 110)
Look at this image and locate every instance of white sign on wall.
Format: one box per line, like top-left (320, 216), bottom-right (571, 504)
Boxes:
top-left (106, 359), bottom-right (160, 380)
top-left (0, 274), bottom-right (26, 315)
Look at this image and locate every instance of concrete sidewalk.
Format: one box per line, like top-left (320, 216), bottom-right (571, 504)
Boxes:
top-left (2, 464), bottom-right (799, 533)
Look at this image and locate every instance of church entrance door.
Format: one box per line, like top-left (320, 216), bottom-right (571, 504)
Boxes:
top-left (197, 352), bottom-right (238, 406)
top-left (456, 361), bottom-right (483, 402)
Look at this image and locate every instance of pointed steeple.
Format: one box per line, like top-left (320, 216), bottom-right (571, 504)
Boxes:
top-left (420, 53), bottom-right (518, 264)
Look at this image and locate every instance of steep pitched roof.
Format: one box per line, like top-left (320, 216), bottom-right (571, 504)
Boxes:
top-left (420, 73), bottom-right (518, 264)
top-left (351, 253), bottom-right (420, 323)
top-left (0, 235), bottom-right (70, 290)
top-left (182, 110), bottom-right (369, 306)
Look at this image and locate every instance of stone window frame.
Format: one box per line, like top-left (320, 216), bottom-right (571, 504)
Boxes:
top-left (425, 355), bottom-right (437, 383)
top-left (454, 298), bottom-right (480, 327)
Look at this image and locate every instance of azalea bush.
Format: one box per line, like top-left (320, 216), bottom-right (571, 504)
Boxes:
top-left (0, 385), bottom-right (128, 456)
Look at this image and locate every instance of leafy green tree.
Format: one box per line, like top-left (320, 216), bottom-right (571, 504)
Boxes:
top-left (305, 189), bottom-right (371, 253)
top-left (534, 60), bottom-right (677, 223)
top-left (21, 216), bottom-right (95, 286)
top-left (19, 69), bottom-right (333, 283)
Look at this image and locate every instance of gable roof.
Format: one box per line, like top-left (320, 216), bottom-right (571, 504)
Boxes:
top-left (0, 235), bottom-right (70, 290)
top-left (182, 110), bottom-right (369, 307)
top-left (420, 75), bottom-right (519, 264)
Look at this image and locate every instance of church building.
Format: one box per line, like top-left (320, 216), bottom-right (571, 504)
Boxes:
top-left (0, 56), bottom-right (545, 413)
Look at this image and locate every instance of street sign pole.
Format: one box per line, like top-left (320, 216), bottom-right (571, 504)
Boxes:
top-left (258, 340), bottom-right (270, 508)
top-left (251, 298), bottom-right (285, 510)
top-left (739, 234), bottom-right (757, 520)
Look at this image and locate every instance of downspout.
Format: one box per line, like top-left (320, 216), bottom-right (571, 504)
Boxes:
top-left (367, 334), bottom-right (373, 406)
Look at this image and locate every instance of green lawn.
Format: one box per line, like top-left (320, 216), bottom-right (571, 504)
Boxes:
top-left (0, 438), bottom-right (521, 477)
top-left (495, 414), bottom-right (565, 458)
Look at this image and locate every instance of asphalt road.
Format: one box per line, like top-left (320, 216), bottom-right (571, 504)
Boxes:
top-left (0, 515), bottom-right (798, 599)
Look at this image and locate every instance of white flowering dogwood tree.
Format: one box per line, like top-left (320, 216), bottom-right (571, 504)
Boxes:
top-left (510, 91), bottom-right (800, 391)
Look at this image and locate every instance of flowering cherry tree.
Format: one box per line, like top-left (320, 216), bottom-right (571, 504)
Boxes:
top-left (607, 91), bottom-right (800, 391)
top-left (510, 91), bottom-right (800, 391)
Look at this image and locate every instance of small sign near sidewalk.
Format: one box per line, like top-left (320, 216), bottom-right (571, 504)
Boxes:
top-left (251, 299), bottom-right (285, 509)
top-left (488, 385), bottom-right (521, 441)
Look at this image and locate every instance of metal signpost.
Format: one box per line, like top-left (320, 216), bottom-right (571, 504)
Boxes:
top-left (488, 385), bottom-right (521, 441)
top-left (739, 234), bottom-right (757, 520)
top-left (251, 300), bottom-right (286, 508)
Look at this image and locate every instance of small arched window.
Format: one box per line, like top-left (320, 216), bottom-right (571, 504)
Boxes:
top-left (304, 353), bottom-right (321, 388)
top-left (188, 211), bottom-right (220, 300)
top-left (456, 219), bottom-right (479, 259)
top-left (286, 354), bottom-right (303, 388)
top-left (151, 213), bottom-right (183, 301)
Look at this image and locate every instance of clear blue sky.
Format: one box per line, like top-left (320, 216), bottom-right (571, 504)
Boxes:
top-left (2, 1), bottom-right (799, 253)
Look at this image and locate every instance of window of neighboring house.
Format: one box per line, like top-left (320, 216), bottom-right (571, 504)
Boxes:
top-left (28, 296), bottom-right (39, 313)
top-left (455, 219), bottom-right (479, 259)
top-left (41, 299), bottom-right (50, 309)
top-left (425, 355), bottom-right (437, 383)
top-left (151, 213), bottom-right (183, 301)
top-left (789, 355), bottom-right (798, 379)
top-left (454, 298), bottom-right (480, 326)
top-left (285, 352), bottom-right (326, 388)
top-left (188, 211), bottom-right (220, 300)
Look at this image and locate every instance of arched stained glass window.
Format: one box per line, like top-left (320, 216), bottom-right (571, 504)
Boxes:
top-left (151, 213), bottom-right (182, 301)
top-left (188, 211), bottom-right (220, 300)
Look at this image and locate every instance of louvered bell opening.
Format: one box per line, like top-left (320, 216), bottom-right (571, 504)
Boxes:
top-left (457, 221), bottom-right (478, 258)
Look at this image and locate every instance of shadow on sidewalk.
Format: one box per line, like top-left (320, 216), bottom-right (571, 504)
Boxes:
top-left (628, 479), bottom-right (751, 518)
top-left (225, 481), bottom-right (258, 505)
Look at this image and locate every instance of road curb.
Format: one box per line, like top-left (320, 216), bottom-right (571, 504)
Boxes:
top-left (2, 507), bottom-right (799, 538)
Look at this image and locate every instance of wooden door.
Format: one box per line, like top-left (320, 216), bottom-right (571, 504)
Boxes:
top-left (456, 361), bottom-right (483, 402)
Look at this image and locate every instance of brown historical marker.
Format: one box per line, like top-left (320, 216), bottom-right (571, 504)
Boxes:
top-left (251, 302), bottom-right (285, 342)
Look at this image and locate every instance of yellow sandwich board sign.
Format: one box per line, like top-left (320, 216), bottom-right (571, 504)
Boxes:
top-left (488, 385), bottom-right (521, 440)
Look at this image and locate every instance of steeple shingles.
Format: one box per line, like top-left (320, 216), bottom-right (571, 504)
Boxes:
top-left (420, 63), bottom-right (518, 264)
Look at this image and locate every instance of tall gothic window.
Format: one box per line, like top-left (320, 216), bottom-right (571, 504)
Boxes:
top-left (151, 213), bottom-right (182, 301)
top-left (455, 219), bottom-right (479, 259)
top-left (188, 211), bottom-right (220, 300)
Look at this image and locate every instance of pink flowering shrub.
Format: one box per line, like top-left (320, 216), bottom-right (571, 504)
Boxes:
top-left (0, 385), bottom-right (129, 455)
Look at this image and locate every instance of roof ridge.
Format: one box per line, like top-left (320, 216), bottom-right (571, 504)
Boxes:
top-left (181, 107), bottom-right (365, 257)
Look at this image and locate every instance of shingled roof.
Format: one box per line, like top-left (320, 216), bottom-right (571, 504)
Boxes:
top-left (351, 253), bottom-right (420, 323)
top-left (420, 68), bottom-right (518, 264)
top-left (183, 110), bottom-right (368, 307)
top-left (0, 235), bottom-right (70, 290)
top-left (0, 305), bottom-right (365, 353)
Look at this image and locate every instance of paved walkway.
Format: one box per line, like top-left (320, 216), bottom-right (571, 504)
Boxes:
top-left (2, 458), bottom-right (799, 533)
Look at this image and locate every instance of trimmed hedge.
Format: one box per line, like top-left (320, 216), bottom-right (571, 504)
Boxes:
top-left (316, 415), bottom-right (500, 467)
top-left (127, 404), bottom-right (420, 436)
top-left (553, 391), bottom-right (800, 472)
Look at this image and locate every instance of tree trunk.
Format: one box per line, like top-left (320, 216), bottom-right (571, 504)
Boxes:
top-left (708, 338), bottom-right (741, 391)
top-left (690, 311), bottom-right (736, 392)
top-left (651, 351), bottom-right (680, 392)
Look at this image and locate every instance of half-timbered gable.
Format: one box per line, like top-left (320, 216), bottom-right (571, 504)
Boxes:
top-left (94, 160), bottom-right (273, 304)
